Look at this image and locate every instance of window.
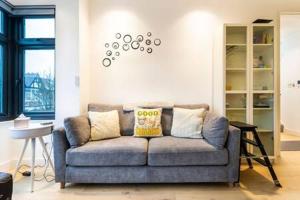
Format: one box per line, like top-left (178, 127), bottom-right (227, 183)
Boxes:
top-left (0, 4), bottom-right (55, 121)
top-left (24, 49), bottom-right (55, 113)
top-left (19, 17), bottom-right (55, 119)
top-left (24, 18), bottom-right (55, 38)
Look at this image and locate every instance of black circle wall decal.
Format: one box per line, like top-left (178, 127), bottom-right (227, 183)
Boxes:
top-left (123, 34), bottom-right (132, 43)
top-left (115, 51), bottom-right (120, 56)
top-left (105, 43), bottom-right (109, 48)
top-left (140, 47), bottom-right (144, 51)
top-left (145, 39), bottom-right (151, 45)
top-left (154, 39), bottom-right (161, 46)
top-left (112, 42), bottom-right (119, 49)
top-left (116, 33), bottom-right (121, 39)
top-left (137, 35), bottom-right (144, 42)
top-left (106, 50), bottom-right (112, 56)
top-left (112, 57), bottom-right (115, 60)
top-left (147, 47), bottom-right (152, 53)
top-left (131, 41), bottom-right (140, 50)
top-left (122, 44), bottom-right (130, 51)
top-left (102, 58), bottom-right (111, 67)
top-left (147, 32), bottom-right (152, 37)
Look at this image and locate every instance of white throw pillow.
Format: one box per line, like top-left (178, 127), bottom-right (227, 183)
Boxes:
top-left (88, 110), bottom-right (121, 141)
top-left (171, 107), bottom-right (207, 138)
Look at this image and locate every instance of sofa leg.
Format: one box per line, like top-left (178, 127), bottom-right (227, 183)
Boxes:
top-left (228, 182), bottom-right (240, 187)
top-left (60, 182), bottom-right (65, 189)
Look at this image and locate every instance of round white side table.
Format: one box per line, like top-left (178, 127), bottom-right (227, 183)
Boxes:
top-left (9, 123), bottom-right (54, 192)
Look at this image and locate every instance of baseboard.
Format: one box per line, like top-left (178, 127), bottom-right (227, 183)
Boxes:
top-left (0, 160), bottom-right (13, 172)
top-left (0, 158), bottom-right (47, 173)
top-left (284, 128), bottom-right (300, 136)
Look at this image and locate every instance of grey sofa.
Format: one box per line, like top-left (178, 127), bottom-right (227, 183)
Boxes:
top-left (53, 104), bottom-right (241, 188)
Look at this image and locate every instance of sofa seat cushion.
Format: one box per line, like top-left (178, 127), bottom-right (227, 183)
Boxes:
top-left (66, 136), bottom-right (148, 166)
top-left (148, 136), bottom-right (228, 166)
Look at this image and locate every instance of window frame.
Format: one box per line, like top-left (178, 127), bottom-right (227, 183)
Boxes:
top-left (0, 8), bottom-right (13, 121)
top-left (17, 15), bottom-right (55, 120)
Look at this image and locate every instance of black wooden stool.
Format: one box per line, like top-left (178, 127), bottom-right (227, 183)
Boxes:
top-left (0, 172), bottom-right (13, 200)
top-left (230, 121), bottom-right (282, 187)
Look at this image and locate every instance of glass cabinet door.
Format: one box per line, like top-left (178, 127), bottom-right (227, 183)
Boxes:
top-left (252, 26), bottom-right (275, 156)
top-left (225, 26), bottom-right (248, 122)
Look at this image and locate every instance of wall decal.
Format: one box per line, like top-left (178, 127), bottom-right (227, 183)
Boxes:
top-left (116, 33), bottom-right (121, 39)
top-left (123, 34), bottom-right (132, 43)
top-left (145, 39), bottom-right (151, 45)
top-left (102, 32), bottom-right (162, 67)
top-left (137, 35), bottom-right (143, 42)
top-left (122, 44), bottom-right (130, 51)
top-left (102, 58), bottom-right (111, 67)
top-left (147, 47), bottom-right (152, 54)
top-left (154, 39), bottom-right (161, 46)
top-left (131, 41), bottom-right (140, 50)
top-left (112, 42), bottom-right (119, 49)
top-left (106, 50), bottom-right (112, 56)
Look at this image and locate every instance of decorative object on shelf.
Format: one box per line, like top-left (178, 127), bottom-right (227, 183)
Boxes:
top-left (262, 86), bottom-right (268, 90)
top-left (253, 19), bottom-right (273, 24)
top-left (101, 32), bottom-right (162, 67)
top-left (226, 85), bottom-right (232, 90)
top-left (240, 96), bottom-right (246, 108)
top-left (258, 56), bottom-right (264, 68)
top-left (14, 114), bottom-right (30, 128)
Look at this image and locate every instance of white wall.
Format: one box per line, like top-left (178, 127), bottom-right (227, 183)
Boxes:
top-left (88, 0), bottom-right (300, 115)
top-left (280, 14), bottom-right (300, 134)
top-left (2, 0), bottom-right (300, 170)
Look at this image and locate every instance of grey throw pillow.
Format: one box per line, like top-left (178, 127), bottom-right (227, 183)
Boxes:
top-left (202, 112), bottom-right (229, 150)
top-left (64, 116), bottom-right (91, 148)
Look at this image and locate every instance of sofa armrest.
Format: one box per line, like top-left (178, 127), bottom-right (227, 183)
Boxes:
top-left (53, 128), bottom-right (70, 183)
top-left (226, 125), bottom-right (241, 183)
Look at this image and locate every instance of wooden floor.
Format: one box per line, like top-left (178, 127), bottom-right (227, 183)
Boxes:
top-left (12, 151), bottom-right (300, 200)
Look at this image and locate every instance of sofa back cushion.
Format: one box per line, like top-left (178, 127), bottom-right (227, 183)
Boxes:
top-left (64, 116), bottom-right (91, 148)
top-left (88, 103), bottom-right (209, 136)
top-left (202, 112), bottom-right (229, 150)
top-left (88, 104), bottom-right (134, 136)
top-left (162, 104), bottom-right (209, 136)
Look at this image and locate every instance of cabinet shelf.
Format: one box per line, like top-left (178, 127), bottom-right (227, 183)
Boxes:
top-left (253, 43), bottom-right (273, 46)
top-left (226, 90), bottom-right (247, 94)
top-left (226, 68), bottom-right (246, 71)
top-left (226, 44), bottom-right (247, 46)
top-left (253, 68), bottom-right (273, 71)
top-left (226, 108), bottom-right (246, 111)
top-left (253, 107), bottom-right (273, 111)
top-left (253, 90), bottom-right (274, 94)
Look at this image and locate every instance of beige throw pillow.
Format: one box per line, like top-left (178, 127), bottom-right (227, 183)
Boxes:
top-left (88, 110), bottom-right (121, 141)
top-left (171, 107), bottom-right (207, 138)
top-left (134, 108), bottom-right (163, 137)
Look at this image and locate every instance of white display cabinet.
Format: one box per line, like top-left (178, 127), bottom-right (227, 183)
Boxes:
top-left (224, 23), bottom-right (278, 158)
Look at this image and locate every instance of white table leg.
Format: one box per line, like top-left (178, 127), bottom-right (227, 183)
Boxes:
top-left (38, 137), bottom-right (54, 172)
top-left (13, 138), bottom-right (29, 179)
top-left (31, 138), bottom-right (36, 193)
